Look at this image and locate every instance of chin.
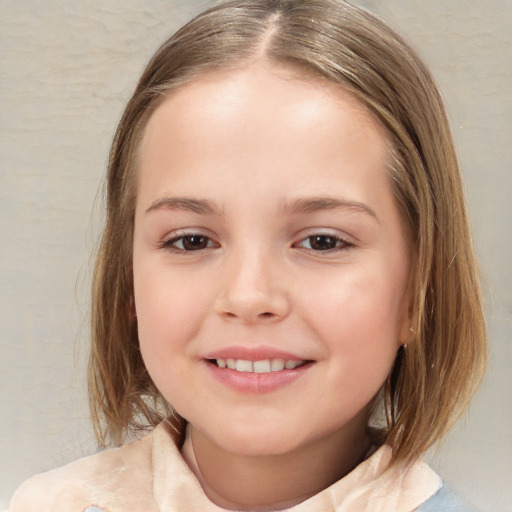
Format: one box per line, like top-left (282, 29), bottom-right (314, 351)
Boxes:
top-left (190, 415), bottom-right (303, 456)
top-left (220, 434), bottom-right (299, 457)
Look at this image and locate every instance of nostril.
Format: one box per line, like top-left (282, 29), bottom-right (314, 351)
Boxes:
top-left (259, 312), bottom-right (275, 318)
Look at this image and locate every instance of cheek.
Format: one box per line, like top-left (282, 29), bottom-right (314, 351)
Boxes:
top-left (133, 266), bottom-right (207, 404)
top-left (306, 268), bottom-right (406, 338)
top-left (133, 261), bottom-right (209, 361)
top-left (301, 265), bottom-right (407, 385)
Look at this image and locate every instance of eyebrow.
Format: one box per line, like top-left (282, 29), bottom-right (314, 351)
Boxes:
top-left (145, 195), bottom-right (378, 221)
top-left (145, 197), bottom-right (222, 215)
top-left (282, 196), bottom-right (379, 222)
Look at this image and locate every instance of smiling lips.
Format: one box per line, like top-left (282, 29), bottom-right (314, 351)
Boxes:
top-left (213, 358), bottom-right (304, 373)
top-left (205, 349), bottom-right (312, 393)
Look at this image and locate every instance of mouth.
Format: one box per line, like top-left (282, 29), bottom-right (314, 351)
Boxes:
top-left (205, 356), bottom-right (313, 393)
top-left (208, 358), bottom-right (309, 373)
top-left (203, 346), bottom-right (314, 392)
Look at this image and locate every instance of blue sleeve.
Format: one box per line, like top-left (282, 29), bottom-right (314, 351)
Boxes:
top-left (416, 484), bottom-right (480, 512)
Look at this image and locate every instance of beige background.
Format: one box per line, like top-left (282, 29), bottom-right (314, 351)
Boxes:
top-left (1, 1), bottom-right (510, 510)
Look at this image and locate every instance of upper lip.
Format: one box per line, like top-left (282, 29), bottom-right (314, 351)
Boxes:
top-left (204, 345), bottom-right (310, 362)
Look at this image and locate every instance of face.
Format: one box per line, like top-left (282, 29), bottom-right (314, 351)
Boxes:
top-left (133, 62), bottom-right (412, 457)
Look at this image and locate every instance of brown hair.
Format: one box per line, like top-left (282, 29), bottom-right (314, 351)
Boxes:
top-left (89, 0), bottom-right (487, 465)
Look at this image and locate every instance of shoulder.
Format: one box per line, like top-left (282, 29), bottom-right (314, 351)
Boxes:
top-left (416, 483), bottom-right (481, 512)
top-left (9, 431), bottom-right (157, 512)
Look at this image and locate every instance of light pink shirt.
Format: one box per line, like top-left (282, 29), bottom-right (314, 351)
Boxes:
top-left (10, 422), bottom-right (441, 512)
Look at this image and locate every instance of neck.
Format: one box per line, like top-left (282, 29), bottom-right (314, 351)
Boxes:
top-left (181, 421), bottom-right (371, 511)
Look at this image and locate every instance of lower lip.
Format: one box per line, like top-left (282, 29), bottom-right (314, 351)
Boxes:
top-left (205, 361), bottom-right (313, 393)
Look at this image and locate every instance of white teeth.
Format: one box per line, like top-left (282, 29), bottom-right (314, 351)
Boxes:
top-left (214, 358), bottom-right (304, 373)
top-left (235, 359), bottom-right (253, 372)
top-left (270, 359), bottom-right (285, 371)
top-left (253, 360), bottom-right (271, 373)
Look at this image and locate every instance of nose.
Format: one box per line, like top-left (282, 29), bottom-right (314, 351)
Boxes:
top-left (214, 250), bottom-right (291, 324)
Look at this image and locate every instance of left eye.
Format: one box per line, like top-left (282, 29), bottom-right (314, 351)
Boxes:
top-left (295, 234), bottom-right (351, 251)
top-left (164, 234), bottom-right (216, 251)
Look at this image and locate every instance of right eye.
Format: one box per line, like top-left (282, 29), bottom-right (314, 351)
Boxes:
top-left (293, 233), bottom-right (353, 253)
top-left (162, 234), bottom-right (218, 252)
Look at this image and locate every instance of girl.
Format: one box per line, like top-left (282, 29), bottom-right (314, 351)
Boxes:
top-left (10, 0), bottom-right (486, 511)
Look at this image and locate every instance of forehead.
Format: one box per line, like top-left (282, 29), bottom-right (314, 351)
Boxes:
top-left (136, 62), bottom-right (393, 212)
top-left (142, 62), bottom-right (387, 144)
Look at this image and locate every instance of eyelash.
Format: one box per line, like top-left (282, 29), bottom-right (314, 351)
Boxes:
top-left (159, 234), bottom-right (218, 253)
top-left (159, 233), bottom-right (354, 254)
top-left (293, 234), bottom-right (354, 253)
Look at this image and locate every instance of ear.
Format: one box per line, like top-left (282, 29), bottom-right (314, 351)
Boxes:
top-left (129, 294), bottom-right (137, 320)
top-left (398, 322), bottom-right (416, 346)
top-left (398, 293), bottom-right (417, 346)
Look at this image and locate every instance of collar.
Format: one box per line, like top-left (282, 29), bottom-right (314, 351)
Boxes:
top-left (151, 422), bottom-right (441, 512)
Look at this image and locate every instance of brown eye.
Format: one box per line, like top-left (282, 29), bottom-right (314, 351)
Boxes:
top-left (164, 234), bottom-right (216, 252)
top-left (295, 234), bottom-right (352, 252)
top-left (180, 235), bottom-right (209, 250)
top-left (308, 235), bottom-right (339, 251)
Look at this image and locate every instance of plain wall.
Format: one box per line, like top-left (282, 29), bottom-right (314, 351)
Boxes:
top-left (1, 1), bottom-right (511, 510)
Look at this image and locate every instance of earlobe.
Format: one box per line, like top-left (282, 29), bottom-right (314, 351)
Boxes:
top-left (129, 295), bottom-right (137, 320)
top-left (398, 304), bottom-right (417, 346)
top-left (398, 319), bottom-right (417, 346)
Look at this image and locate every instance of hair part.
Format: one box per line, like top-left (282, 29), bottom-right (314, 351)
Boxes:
top-left (89, 0), bottom-right (487, 466)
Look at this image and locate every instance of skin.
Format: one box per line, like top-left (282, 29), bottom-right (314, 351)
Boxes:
top-left (133, 61), bottom-right (413, 510)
